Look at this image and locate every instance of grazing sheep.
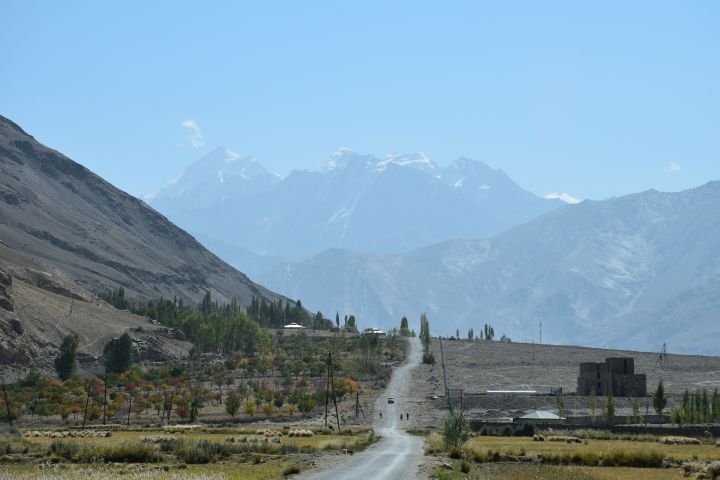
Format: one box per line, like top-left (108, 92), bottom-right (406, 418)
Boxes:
top-left (548, 435), bottom-right (581, 443)
top-left (662, 436), bottom-right (702, 445)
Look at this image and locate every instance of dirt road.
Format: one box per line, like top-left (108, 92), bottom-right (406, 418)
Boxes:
top-left (300, 337), bottom-right (425, 480)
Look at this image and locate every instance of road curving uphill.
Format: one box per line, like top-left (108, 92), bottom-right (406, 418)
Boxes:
top-left (300, 337), bottom-right (425, 480)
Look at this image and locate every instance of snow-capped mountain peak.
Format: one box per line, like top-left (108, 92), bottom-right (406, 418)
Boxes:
top-left (321, 148), bottom-right (376, 172)
top-left (321, 147), bottom-right (354, 172)
top-left (150, 145), bottom-right (280, 202)
top-left (375, 152), bottom-right (437, 172)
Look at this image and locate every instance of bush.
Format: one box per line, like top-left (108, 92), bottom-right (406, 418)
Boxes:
top-left (49, 440), bottom-right (80, 460)
top-left (540, 449), bottom-right (663, 468)
top-left (448, 446), bottom-right (463, 459)
top-left (283, 464), bottom-right (301, 476)
top-left (422, 352), bottom-right (436, 364)
top-left (514, 423), bottom-right (535, 437)
top-left (75, 442), bottom-right (161, 463)
top-left (460, 460), bottom-right (471, 473)
top-left (443, 410), bottom-right (469, 448)
top-left (174, 440), bottom-right (232, 464)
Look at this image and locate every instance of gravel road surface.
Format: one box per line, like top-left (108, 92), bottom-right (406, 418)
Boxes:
top-left (299, 337), bottom-right (425, 480)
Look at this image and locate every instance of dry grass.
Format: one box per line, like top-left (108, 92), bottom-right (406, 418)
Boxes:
top-left (466, 436), bottom-right (720, 462)
top-left (434, 463), bottom-right (685, 480)
top-left (0, 464), bottom-right (291, 480)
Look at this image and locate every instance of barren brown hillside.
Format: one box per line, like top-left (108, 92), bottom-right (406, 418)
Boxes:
top-left (404, 338), bottom-right (720, 428)
top-left (0, 115), bottom-right (289, 374)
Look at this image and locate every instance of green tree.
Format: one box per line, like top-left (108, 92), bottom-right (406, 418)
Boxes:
top-left (653, 380), bottom-right (667, 423)
top-left (555, 391), bottom-right (565, 421)
top-left (399, 316), bottom-right (410, 336)
top-left (631, 399), bottom-right (642, 424)
top-left (443, 410), bottom-right (469, 448)
top-left (455, 328), bottom-right (459, 339)
top-left (103, 333), bottom-right (133, 374)
top-left (467, 328), bottom-right (473, 341)
top-left (590, 388), bottom-right (597, 425)
top-left (484, 324), bottom-right (495, 341)
top-left (347, 315), bottom-right (357, 333)
top-left (605, 392), bottom-right (615, 424)
top-left (419, 313), bottom-right (431, 350)
top-left (670, 406), bottom-right (682, 426)
top-left (335, 312), bottom-right (340, 330)
top-left (701, 389), bottom-right (710, 424)
top-left (54, 333), bottom-right (79, 380)
top-left (200, 291), bottom-right (213, 315)
top-left (189, 396), bottom-right (202, 422)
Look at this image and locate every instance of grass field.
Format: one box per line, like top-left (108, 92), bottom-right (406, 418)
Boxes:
top-left (434, 463), bottom-right (685, 480)
top-left (0, 463), bottom-right (290, 480)
top-left (464, 435), bottom-right (720, 462)
top-left (425, 432), bottom-right (720, 480)
top-left (0, 425), bottom-right (377, 480)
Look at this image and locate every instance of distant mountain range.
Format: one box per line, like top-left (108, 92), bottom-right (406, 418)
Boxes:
top-left (255, 183), bottom-right (720, 355)
top-left (150, 146), bottom-right (720, 354)
top-left (150, 147), bottom-right (562, 260)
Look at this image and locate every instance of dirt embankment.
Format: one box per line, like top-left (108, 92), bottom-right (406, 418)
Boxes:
top-left (0, 267), bottom-right (191, 379)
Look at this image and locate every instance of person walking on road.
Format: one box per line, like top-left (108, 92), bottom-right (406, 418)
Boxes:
top-left (400, 413), bottom-right (403, 421)
top-left (406, 412), bottom-right (409, 421)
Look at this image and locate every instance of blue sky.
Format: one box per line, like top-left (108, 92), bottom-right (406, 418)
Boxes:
top-left (2, 1), bottom-right (719, 200)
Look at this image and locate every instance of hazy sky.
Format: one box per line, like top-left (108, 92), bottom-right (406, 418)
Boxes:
top-left (2, 1), bottom-right (719, 200)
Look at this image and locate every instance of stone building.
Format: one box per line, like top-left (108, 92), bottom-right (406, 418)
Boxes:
top-left (577, 357), bottom-right (646, 397)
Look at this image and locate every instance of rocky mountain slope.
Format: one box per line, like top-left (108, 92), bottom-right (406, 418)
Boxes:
top-left (256, 182), bottom-right (720, 354)
top-left (0, 115), bottom-right (287, 372)
top-left (150, 147), bottom-right (561, 260)
top-left (0, 115), bottom-right (282, 304)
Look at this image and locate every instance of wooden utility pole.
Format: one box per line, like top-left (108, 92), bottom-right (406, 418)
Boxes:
top-left (102, 367), bottom-right (109, 425)
top-left (324, 351), bottom-right (331, 428)
top-left (127, 392), bottom-right (133, 426)
top-left (329, 352), bottom-right (341, 433)
top-left (324, 351), bottom-right (341, 433)
top-left (82, 380), bottom-right (91, 428)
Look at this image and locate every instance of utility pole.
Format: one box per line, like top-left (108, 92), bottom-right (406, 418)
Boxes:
top-left (438, 337), bottom-right (451, 413)
top-left (539, 322), bottom-right (543, 345)
top-left (329, 352), bottom-right (341, 433)
top-left (1, 383), bottom-right (13, 428)
top-left (82, 380), bottom-right (91, 428)
top-left (324, 351), bottom-right (331, 428)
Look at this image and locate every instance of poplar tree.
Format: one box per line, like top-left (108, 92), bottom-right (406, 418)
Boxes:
top-left (653, 380), bottom-right (667, 423)
top-left (55, 333), bottom-right (79, 380)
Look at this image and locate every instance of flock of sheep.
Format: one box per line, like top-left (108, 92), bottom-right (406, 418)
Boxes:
top-left (23, 430), bottom-right (113, 438)
top-left (223, 428), bottom-right (315, 444)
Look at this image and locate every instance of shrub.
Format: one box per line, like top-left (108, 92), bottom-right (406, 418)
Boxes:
top-left (460, 460), bottom-right (471, 473)
top-left (283, 464), bottom-right (301, 476)
top-left (448, 446), bottom-right (463, 459)
top-left (49, 440), bottom-right (80, 460)
top-left (514, 423), bottom-right (535, 437)
top-left (540, 449), bottom-right (663, 468)
top-left (443, 410), bottom-right (469, 448)
top-left (174, 440), bottom-right (232, 464)
top-left (75, 442), bottom-right (161, 463)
